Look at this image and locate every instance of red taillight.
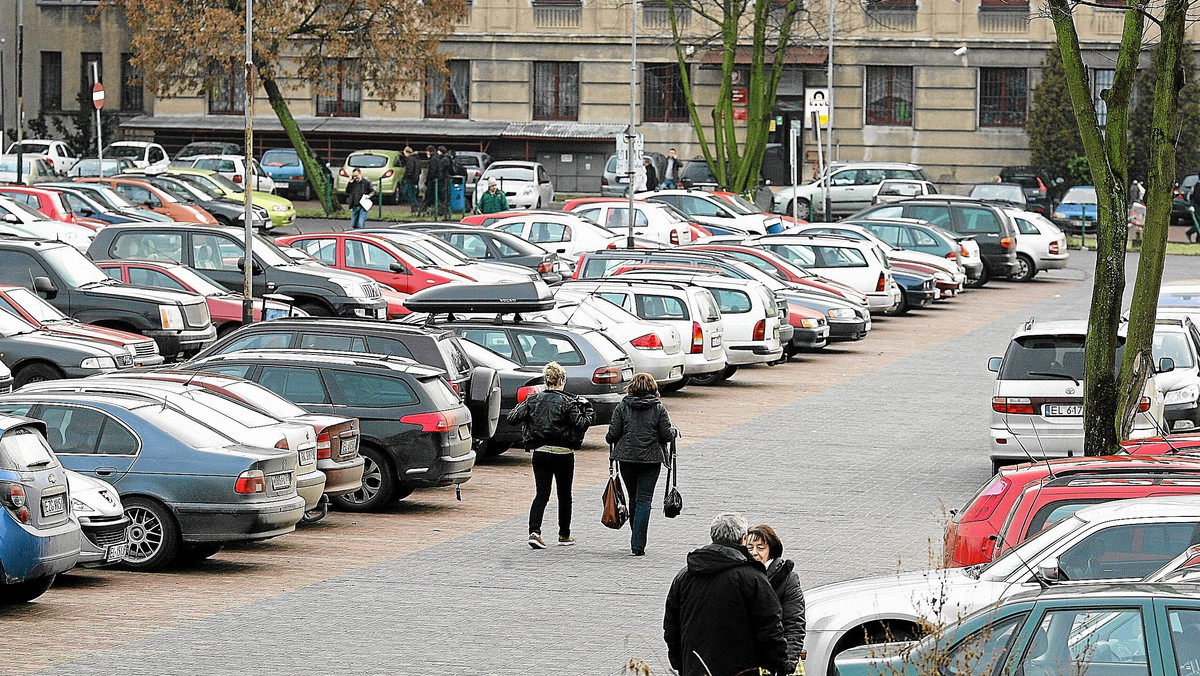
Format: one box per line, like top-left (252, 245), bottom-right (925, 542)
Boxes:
top-left (691, 321), bottom-right (704, 354)
top-left (291, 175), bottom-right (304, 180)
top-left (316, 431), bottom-right (332, 460)
top-left (992, 397), bottom-right (1036, 415)
top-left (1000, 237), bottom-right (1014, 249)
top-left (631, 333), bottom-right (664, 350)
top-left (44, 158), bottom-right (54, 167)
top-left (383, 169), bottom-right (394, 178)
top-left (593, 366), bottom-right (621, 384)
top-left (1138, 396), bottom-right (1151, 413)
top-left (1049, 241), bottom-right (1060, 255)
top-left (275, 438), bottom-right (289, 450)
top-left (449, 381), bottom-right (460, 395)
top-left (537, 260), bottom-right (553, 274)
top-left (946, 251), bottom-right (957, 259)
top-left (235, 470), bottom-right (265, 494)
top-left (339, 168), bottom-right (349, 178)
top-left (233, 174), bottom-right (243, 184)
top-left (875, 272), bottom-right (886, 293)
top-left (959, 477), bottom-right (1011, 523)
top-left (601, 177), bottom-right (609, 186)
top-left (401, 411), bottom-right (456, 433)
top-left (753, 319), bottom-right (766, 342)
top-left (670, 230), bottom-right (680, 245)
top-left (7, 484), bottom-right (27, 508)
top-left (961, 245), bottom-right (970, 257)
top-left (516, 385), bottom-right (541, 402)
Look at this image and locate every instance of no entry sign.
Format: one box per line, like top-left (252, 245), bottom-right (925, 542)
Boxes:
top-left (92, 83), bottom-right (105, 110)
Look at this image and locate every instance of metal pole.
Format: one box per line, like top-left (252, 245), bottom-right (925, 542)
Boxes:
top-left (1, 42), bottom-right (7, 140)
top-left (15, 0), bottom-right (23, 184)
top-left (626, 0), bottom-right (638, 248)
top-left (242, 0), bottom-right (254, 324)
top-left (789, 123), bottom-right (798, 224)
top-left (92, 63), bottom-right (102, 163)
top-left (812, 111), bottom-right (824, 222)
top-left (825, 0), bottom-right (834, 219)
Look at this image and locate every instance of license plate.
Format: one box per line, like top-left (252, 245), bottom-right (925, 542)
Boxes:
top-left (264, 307), bottom-right (289, 321)
top-left (41, 494), bottom-right (65, 517)
top-left (458, 425), bottom-right (471, 441)
top-left (711, 335), bottom-right (722, 347)
top-left (340, 436), bottom-right (358, 458)
top-left (621, 368), bottom-right (634, 381)
top-left (275, 181), bottom-right (289, 189)
top-left (773, 326), bottom-right (780, 340)
top-left (271, 473), bottom-right (291, 491)
top-left (618, 177), bottom-right (629, 184)
top-left (1044, 404), bottom-right (1083, 417)
top-left (299, 447), bottom-right (316, 466)
top-left (106, 543), bottom-right (128, 563)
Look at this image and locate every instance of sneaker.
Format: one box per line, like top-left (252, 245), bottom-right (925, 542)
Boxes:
top-left (558, 536), bottom-right (576, 546)
top-left (528, 533), bottom-right (546, 549)
top-left (632, 549), bottom-right (646, 556)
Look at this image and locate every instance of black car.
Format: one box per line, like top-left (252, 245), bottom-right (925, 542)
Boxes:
top-left (0, 308), bottom-right (142, 388)
top-left (416, 226), bottom-right (564, 284)
top-left (0, 239), bottom-right (216, 358)
top-left (850, 197), bottom-right (1019, 287)
top-left (143, 175), bottom-right (271, 229)
top-left (191, 317), bottom-right (501, 444)
top-left (999, 166), bottom-right (1056, 213)
top-left (88, 224), bottom-right (388, 319)
top-left (457, 338), bottom-right (544, 457)
top-left (189, 349), bottom-right (476, 511)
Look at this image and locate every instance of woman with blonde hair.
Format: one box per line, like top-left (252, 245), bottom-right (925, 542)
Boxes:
top-left (506, 362), bottom-right (594, 549)
top-left (745, 524), bottom-right (806, 675)
top-left (606, 372), bottom-right (675, 555)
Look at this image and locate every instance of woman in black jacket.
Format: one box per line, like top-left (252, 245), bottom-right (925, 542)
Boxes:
top-left (746, 524), bottom-right (806, 675)
top-left (507, 362), bottom-right (594, 549)
top-left (606, 372), bottom-right (675, 556)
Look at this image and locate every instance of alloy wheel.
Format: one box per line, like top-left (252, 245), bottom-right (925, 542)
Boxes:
top-left (345, 454), bottom-right (383, 505)
top-left (124, 504), bottom-right (165, 564)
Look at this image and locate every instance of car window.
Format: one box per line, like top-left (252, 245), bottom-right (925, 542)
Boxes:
top-left (856, 169), bottom-right (886, 186)
top-left (883, 169), bottom-right (919, 180)
top-left (635, 294), bottom-right (690, 321)
top-left (910, 228), bottom-right (941, 247)
top-left (198, 364), bottom-right (252, 378)
top-left (460, 329), bottom-right (516, 360)
top-left (829, 170), bottom-right (857, 186)
top-left (111, 232), bottom-right (184, 263)
top-left (605, 208), bottom-right (650, 229)
top-left (1167, 609), bottom-right (1200, 675)
top-left (530, 221), bottom-right (568, 243)
top-left (581, 257), bottom-right (636, 279)
top-left (193, 233), bottom-right (243, 272)
top-left (763, 244), bottom-right (817, 267)
top-left (694, 289), bottom-right (722, 322)
top-left (708, 288), bottom-right (751, 314)
top-left (998, 335), bottom-right (1120, 382)
top-left (575, 208), bottom-right (601, 224)
top-left (0, 426), bottom-right (56, 470)
top-left (128, 267), bottom-right (187, 291)
top-left (960, 207), bottom-right (1003, 234)
top-left (437, 336), bottom-right (472, 379)
top-left (492, 237), bottom-right (522, 258)
top-left (1153, 331), bottom-right (1195, 369)
top-left (326, 370), bottom-right (417, 407)
top-left (497, 222), bottom-right (525, 236)
top-left (39, 405), bottom-right (136, 455)
top-left (681, 196), bottom-right (725, 217)
top-left (294, 237), bottom-right (337, 266)
top-left (299, 333), bottom-right (367, 352)
top-left (907, 205), bottom-right (953, 227)
top-left (1016, 608), bottom-right (1147, 676)
top-left (865, 224), bottom-right (907, 247)
top-left (218, 332), bottom-right (293, 353)
top-left (256, 366), bottom-right (331, 404)
top-left (1026, 500), bottom-right (1109, 537)
top-left (115, 184), bottom-right (161, 208)
top-left (447, 233), bottom-right (491, 260)
top-left (596, 292), bottom-right (630, 310)
top-left (513, 330), bottom-right (584, 366)
top-left (940, 612), bottom-right (1025, 676)
top-left (365, 336), bottom-right (415, 359)
top-left (0, 250), bottom-right (50, 287)
top-left (865, 205), bottom-right (905, 219)
top-left (1059, 522), bottom-right (1199, 580)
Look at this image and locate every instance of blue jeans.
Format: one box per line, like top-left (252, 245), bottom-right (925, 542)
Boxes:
top-left (659, 179), bottom-right (676, 190)
top-left (620, 461), bottom-right (661, 553)
top-left (350, 205), bottom-right (368, 229)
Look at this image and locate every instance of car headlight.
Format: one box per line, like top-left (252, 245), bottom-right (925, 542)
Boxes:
top-left (80, 356), bottom-right (117, 370)
top-left (70, 497), bottom-right (98, 516)
top-left (827, 308), bottom-right (856, 319)
top-left (1165, 384), bottom-right (1200, 406)
top-left (1052, 211), bottom-right (1066, 219)
top-left (799, 317), bottom-right (820, 328)
top-left (272, 204), bottom-right (288, 212)
top-left (159, 304), bottom-right (184, 329)
top-left (332, 277), bottom-right (368, 298)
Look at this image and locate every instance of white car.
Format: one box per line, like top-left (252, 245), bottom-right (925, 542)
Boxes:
top-left (638, 189), bottom-right (782, 235)
top-left (564, 199), bottom-right (694, 246)
top-left (1004, 208), bottom-right (1069, 282)
top-left (475, 161), bottom-right (554, 209)
top-left (754, 234), bottom-right (901, 313)
top-left (803, 495), bottom-right (1200, 676)
top-left (103, 141), bottom-right (171, 173)
top-left (870, 178), bottom-right (938, 205)
top-left (5, 140), bottom-right (79, 175)
top-left (0, 155), bottom-right (56, 185)
top-left (190, 154), bottom-right (276, 194)
top-left (361, 229), bottom-right (537, 284)
top-left (771, 162), bottom-right (931, 218)
top-left (490, 212), bottom-right (628, 258)
top-left (0, 196), bottom-right (95, 251)
top-left (65, 470), bottom-right (129, 568)
top-left (785, 222), bottom-right (967, 294)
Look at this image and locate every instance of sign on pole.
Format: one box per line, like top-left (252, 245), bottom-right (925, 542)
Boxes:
top-left (92, 65), bottom-right (103, 163)
top-left (91, 82), bottom-right (105, 110)
top-left (615, 132), bottom-right (644, 174)
top-left (805, 88), bottom-right (829, 129)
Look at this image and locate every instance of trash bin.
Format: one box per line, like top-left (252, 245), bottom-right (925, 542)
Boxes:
top-left (450, 178), bottom-right (466, 212)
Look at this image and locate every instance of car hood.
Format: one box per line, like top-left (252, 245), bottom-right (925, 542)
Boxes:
top-left (444, 262), bottom-right (536, 284)
top-left (65, 470), bottom-right (124, 518)
top-left (7, 328), bottom-right (127, 359)
top-left (807, 567), bottom-right (991, 632)
top-left (87, 283), bottom-right (205, 307)
top-left (39, 319), bottom-right (150, 348)
top-left (1157, 368), bottom-right (1199, 394)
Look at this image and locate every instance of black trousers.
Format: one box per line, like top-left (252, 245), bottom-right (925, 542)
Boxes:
top-left (528, 451), bottom-right (574, 539)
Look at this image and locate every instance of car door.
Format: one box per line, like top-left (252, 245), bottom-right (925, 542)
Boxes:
top-left (825, 169), bottom-right (859, 214)
top-left (528, 220), bottom-right (571, 254)
top-left (191, 231), bottom-right (261, 294)
top-left (537, 166), bottom-right (553, 205)
top-left (840, 169), bottom-right (886, 215)
top-left (35, 403), bottom-right (139, 482)
top-left (1011, 605), bottom-right (1152, 676)
top-left (342, 236), bottom-right (415, 292)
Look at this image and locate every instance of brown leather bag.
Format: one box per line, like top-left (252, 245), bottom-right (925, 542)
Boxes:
top-left (601, 460), bottom-right (629, 529)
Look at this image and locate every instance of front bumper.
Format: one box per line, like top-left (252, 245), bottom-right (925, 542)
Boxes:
top-left (331, 298), bottom-right (389, 320)
top-left (1166, 402), bottom-right (1200, 433)
top-left (901, 287), bottom-right (937, 310)
top-left (174, 494), bottom-right (306, 544)
top-left (144, 325), bottom-right (218, 359)
top-left (827, 318), bottom-right (869, 342)
top-left (1, 513), bottom-right (81, 583)
top-left (789, 325), bottom-right (829, 350)
top-left (296, 468), bottom-right (327, 511)
top-left (317, 455), bottom-right (365, 498)
top-left (76, 514), bottom-right (130, 568)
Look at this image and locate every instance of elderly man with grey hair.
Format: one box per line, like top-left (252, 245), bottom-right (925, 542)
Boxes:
top-left (664, 512), bottom-right (788, 676)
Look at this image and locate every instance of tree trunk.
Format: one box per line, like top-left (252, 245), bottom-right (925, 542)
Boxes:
top-left (259, 73), bottom-right (337, 216)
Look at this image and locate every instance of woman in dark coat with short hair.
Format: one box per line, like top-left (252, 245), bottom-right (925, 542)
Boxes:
top-left (746, 524), bottom-right (806, 675)
top-left (606, 372), bottom-right (675, 556)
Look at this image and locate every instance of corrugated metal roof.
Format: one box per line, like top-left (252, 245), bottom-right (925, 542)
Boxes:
top-left (121, 115), bottom-right (510, 138)
top-left (500, 121), bottom-right (626, 139)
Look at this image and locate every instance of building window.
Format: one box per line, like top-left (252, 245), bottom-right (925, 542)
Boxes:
top-left (979, 67), bottom-right (1027, 127)
top-left (80, 52), bottom-right (102, 109)
top-left (425, 60), bottom-right (470, 119)
top-left (533, 62), bottom-right (579, 120)
top-left (120, 53), bottom-right (144, 113)
top-left (316, 59), bottom-right (362, 117)
top-left (864, 65), bottom-right (912, 126)
top-left (40, 52), bottom-right (62, 111)
top-left (644, 63), bottom-right (689, 123)
top-left (208, 60), bottom-right (245, 115)
top-left (1093, 68), bottom-right (1115, 126)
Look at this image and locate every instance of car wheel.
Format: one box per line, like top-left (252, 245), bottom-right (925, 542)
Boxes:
top-left (479, 439), bottom-right (511, 458)
top-left (688, 370), bottom-right (725, 386)
top-left (535, 198), bottom-right (543, 209)
top-left (893, 289), bottom-right (910, 315)
top-left (177, 544), bottom-right (224, 563)
top-left (1010, 254), bottom-right (1036, 282)
top-left (121, 496), bottom-right (181, 572)
top-left (0, 574), bottom-right (56, 603)
top-left (790, 198), bottom-right (810, 219)
top-left (827, 622), bottom-right (921, 676)
top-left (389, 484), bottom-right (416, 502)
top-left (296, 300), bottom-right (332, 317)
top-left (331, 447), bottom-right (395, 512)
top-left (14, 363), bottom-right (64, 389)
top-left (660, 376), bottom-right (689, 393)
top-left (965, 264), bottom-right (990, 289)
top-left (719, 365), bottom-right (738, 381)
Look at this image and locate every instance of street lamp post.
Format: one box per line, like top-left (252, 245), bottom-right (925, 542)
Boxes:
top-left (626, 0), bottom-right (638, 248)
top-left (15, 0), bottom-right (24, 184)
top-left (824, 0), bottom-right (834, 219)
top-left (242, 0), bottom-right (255, 324)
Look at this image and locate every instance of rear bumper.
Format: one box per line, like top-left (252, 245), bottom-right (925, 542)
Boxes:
top-left (317, 456), bottom-right (365, 497)
top-left (726, 342), bottom-right (784, 365)
top-left (296, 469), bottom-right (327, 511)
top-left (866, 291), bottom-right (899, 311)
top-left (1037, 253), bottom-right (1070, 270)
top-left (0, 514), bottom-right (81, 583)
top-left (405, 447), bottom-right (477, 487)
top-left (628, 352), bottom-right (686, 385)
top-left (581, 391), bottom-right (625, 426)
top-left (984, 256), bottom-right (1018, 276)
top-left (683, 352), bottom-right (727, 376)
top-left (174, 495), bottom-right (305, 543)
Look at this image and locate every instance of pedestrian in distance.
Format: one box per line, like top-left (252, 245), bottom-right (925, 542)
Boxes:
top-left (606, 372), bottom-right (675, 556)
top-left (664, 512), bottom-right (789, 676)
top-left (643, 157), bottom-right (659, 195)
top-left (660, 148), bottom-right (681, 189)
top-left (419, 145), bottom-right (437, 215)
top-left (475, 178), bottom-right (509, 215)
top-left (401, 146), bottom-right (420, 209)
top-left (506, 362), bottom-right (595, 549)
top-left (746, 524), bottom-right (807, 676)
top-left (435, 145), bottom-right (453, 220)
top-left (346, 168), bottom-right (376, 230)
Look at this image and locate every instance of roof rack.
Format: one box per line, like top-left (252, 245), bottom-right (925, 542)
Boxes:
top-left (563, 277), bottom-right (692, 292)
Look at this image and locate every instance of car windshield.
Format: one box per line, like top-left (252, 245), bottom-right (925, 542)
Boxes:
top-left (42, 245), bottom-right (114, 287)
top-left (970, 185), bottom-right (1025, 203)
top-left (722, 194), bottom-right (761, 214)
top-left (485, 166), bottom-right (535, 182)
top-left (348, 154), bottom-right (390, 169)
top-left (167, 266), bottom-right (232, 296)
top-left (1062, 187), bottom-right (1097, 204)
top-left (999, 334), bottom-right (1127, 381)
top-left (1159, 289), bottom-right (1200, 308)
top-left (879, 181), bottom-right (924, 197)
top-left (262, 150), bottom-right (299, 166)
top-left (0, 427), bottom-right (56, 471)
top-left (5, 199), bottom-right (48, 221)
top-left (8, 142), bottom-right (51, 154)
top-left (6, 288), bottom-right (68, 323)
top-left (181, 144), bottom-right (234, 157)
top-left (181, 171), bottom-right (243, 194)
top-left (380, 239), bottom-right (438, 267)
top-left (1154, 330), bottom-right (1195, 368)
top-left (70, 159), bottom-right (124, 177)
top-left (0, 158), bottom-right (35, 173)
top-left (106, 145), bottom-right (144, 159)
top-left (0, 308), bottom-right (36, 336)
top-left (391, 236), bottom-right (469, 266)
top-left (457, 156), bottom-right (481, 168)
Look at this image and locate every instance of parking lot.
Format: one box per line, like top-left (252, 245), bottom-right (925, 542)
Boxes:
top-left (7, 249), bottom-right (1187, 674)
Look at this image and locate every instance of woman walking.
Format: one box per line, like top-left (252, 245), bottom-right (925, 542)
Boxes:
top-left (506, 362), bottom-right (594, 549)
top-left (746, 525), bottom-right (807, 675)
top-left (606, 373), bottom-right (675, 556)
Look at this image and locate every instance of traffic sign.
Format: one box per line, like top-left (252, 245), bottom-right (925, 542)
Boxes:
top-left (615, 132), bottom-right (644, 174)
top-left (805, 88), bottom-right (829, 128)
top-left (92, 83), bottom-right (105, 110)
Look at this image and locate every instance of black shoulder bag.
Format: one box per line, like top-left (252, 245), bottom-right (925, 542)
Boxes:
top-left (663, 435), bottom-right (682, 519)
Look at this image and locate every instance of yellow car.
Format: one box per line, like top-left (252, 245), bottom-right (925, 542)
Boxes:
top-left (166, 167), bottom-right (296, 230)
top-left (334, 150), bottom-right (405, 204)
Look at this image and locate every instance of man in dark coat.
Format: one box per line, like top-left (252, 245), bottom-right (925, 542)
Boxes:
top-left (401, 146), bottom-right (420, 210)
top-left (664, 512), bottom-right (789, 676)
top-left (643, 157), bottom-right (659, 194)
top-left (419, 145), bottom-right (437, 214)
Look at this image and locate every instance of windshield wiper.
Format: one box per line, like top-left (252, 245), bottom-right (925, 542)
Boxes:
top-left (1028, 371), bottom-right (1081, 386)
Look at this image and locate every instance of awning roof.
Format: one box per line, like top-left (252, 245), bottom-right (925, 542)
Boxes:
top-left (121, 116), bottom-right (624, 140)
top-left (699, 46), bottom-right (828, 68)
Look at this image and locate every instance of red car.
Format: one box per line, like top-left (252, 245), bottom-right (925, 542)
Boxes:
top-left (0, 284), bottom-right (165, 367)
top-left (460, 211), bottom-right (535, 227)
top-left (684, 243), bottom-right (868, 305)
top-left (1121, 434), bottom-right (1200, 456)
top-left (276, 232), bottom-right (464, 294)
top-left (0, 186), bottom-right (105, 230)
top-left (94, 259), bottom-right (294, 336)
top-left (943, 454), bottom-right (1200, 568)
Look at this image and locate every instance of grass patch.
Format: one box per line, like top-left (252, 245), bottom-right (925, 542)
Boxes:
top-left (1065, 235), bottom-right (1200, 255)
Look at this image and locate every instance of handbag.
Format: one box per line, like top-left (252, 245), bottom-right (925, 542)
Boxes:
top-left (601, 459), bottom-right (629, 529)
top-left (663, 436), bottom-right (682, 519)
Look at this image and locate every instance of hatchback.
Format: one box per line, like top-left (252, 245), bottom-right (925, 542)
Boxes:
top-left (641, 189), bottom-right (783, 235)
top-left (562, 198), bottom-right (694, 246)
top-left (5, 140), bottom-right (79, 175)
top-left (0, 196), bottom-right (96, 251)
top-left (102, 141), bottom-right (170, 173)
top-left (66, 470), bottom-right (129, 568)
top-left (420, 226), bottom-right (565, 284)
top-left (67, 158), bottom-right (137, 178)
top-left (1155, 317), bottom-right (1200, 433)
top-left (489, 212), bottom-right (630, 257)
top-left (1051, 185), bottom-right (1100, 234)
top-left (0, 186), bottom-right (104, 228)
top-left (968, 182), bottom-right (1037, 212)
top-left (476, 161), bottom-right (554, 209)
top-left (0, 155), bottom-right (56, 185)
top-left (346, 229), bottom-right (539, 286)
top-left (173, 142), bottom-right (241, 166)
top-left (754, 234), bottom-right (901, 313)
top-left (0, 304), bottom-right (137, 388)
top-left (1004, 209), bottom-right (1069, 282)
top-left (165, 168), bottom-right (296, 230)
top-left (334, 150), bottom-right (404, 204)
top-left (189, 155), bottom-right (277, 194)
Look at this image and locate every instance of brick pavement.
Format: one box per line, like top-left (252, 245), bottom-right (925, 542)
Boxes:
top-left (11, 251), bottom-right (1194, 675)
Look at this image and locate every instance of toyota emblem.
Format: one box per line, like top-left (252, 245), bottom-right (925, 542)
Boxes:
top-left (1066, 387), bottom-right (1076, 394)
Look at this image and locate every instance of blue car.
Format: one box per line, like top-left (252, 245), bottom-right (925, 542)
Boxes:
top-left (261, 149), bottom-right (317, 200)
top-left (0, 414), bottom-right (81, 603)
top-left (889, 269), bottom-right (937, 315)
top-left (1051, 185), bottom-right (1099, 234)
top-left (0, 392), bottom-right (305, 571)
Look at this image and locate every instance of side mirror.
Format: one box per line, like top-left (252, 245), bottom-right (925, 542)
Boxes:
top-left (2, 214), bottom-right (18, 224)
top-left (236, 256), bottom-right (263, 275)
top-left (1036, 557), bottom-right (1061, 583)
top-left (1159, 357), bottom-right (1176, 374)
top-left (988, 356), bottom-right (1003, 372)
top-left (1055, 177), bottom-right (1065, 185)
top-left (33, 276), bottom-right (58, 298)
top-left (389, 262), bottom-right (410, 274)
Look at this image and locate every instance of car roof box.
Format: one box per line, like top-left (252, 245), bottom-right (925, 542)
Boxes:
top-left (403, 280), bottom-right (555, 314)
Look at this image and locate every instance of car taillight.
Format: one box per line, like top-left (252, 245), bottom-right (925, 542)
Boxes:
top-left (1000, 237), bottom-right (1014, 249)
top-left (753, 319), bottom-right (766, 342)
top-left (959, 477), bottom-right (1010, 523)
top-left (1049, 241), bottom-right (1060, 255)
top-left (631, 333), bottom-right (664, 350)
top-left (1139, 396), bottom-right (1151, 413)
top-left (876, 272), bottom-right (886, 293)
top-left (291, 175), bottom-right (304, 180)
top-left (516, 385), bottom-right (541, 402)
top-left (992, 397), bottom-right (1036, 415)
top-left (670, 230), bottom-right (680, 245)
top-left (946, 251), bottom-right (957, 259)
top-left (235, 470), bottom-right (265, 494)
top-left (601, 177), bottom-right (608, 186)
top-left (400, 411), bottom-right (456, 433)
top-left (275, 438), bottom-right (289, 450)
top-left (960, 245), bottom-right (970, 257)
top-left (339, 168), bottom-right (349, 178)
top-left (593, 366), bottom-right (621, 384)
top-left (233, 174), bottom-right (243, 184)
top-left (44, 158), bottom-right (54, 167)
top-left (691, 321), bottom-right (704, 354)
top-left (383, 169), bottom-right (394, 178)
top-left (316, 431), bottom-right (332, 460)
top-left (537, 260), bottom-right (553, 274)
top-left (2, 483), bottom-right (32, 524)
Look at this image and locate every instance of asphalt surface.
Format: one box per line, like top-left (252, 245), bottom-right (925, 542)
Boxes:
top-left (17, 250), bottom-right (1200, 675)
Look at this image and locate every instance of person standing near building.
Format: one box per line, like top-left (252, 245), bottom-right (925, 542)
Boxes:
top-left (401, 146), bottom-right (420, 210)
top-left (346, 169), bottom-right (376, 230)
top-left (475, 179), bottom-right (509, 214)
top-left (419, 145), bottom-right (437, 215)
top-left (434, 146), bottom-right (453, 219)
top-left (606, 372), bottom-right (675, 556)
top-left (660, 149), bottom-right (681, 189)
top-left (643, 157), bottom-right (659, 195)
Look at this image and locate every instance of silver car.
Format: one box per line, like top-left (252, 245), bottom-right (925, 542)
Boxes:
top-left (65, 470), bottom-right (129, 568)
